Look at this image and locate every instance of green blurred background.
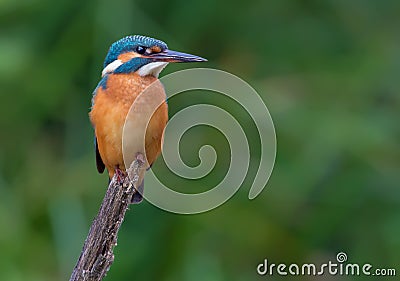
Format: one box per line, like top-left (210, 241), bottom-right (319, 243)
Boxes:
top-left (1, 0), bottom-right (399, 280)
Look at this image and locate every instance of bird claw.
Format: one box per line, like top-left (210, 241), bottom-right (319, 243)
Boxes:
top-left (115, 168), bottom-right (125, 184)
top-left (135, 153), bottom-right (145, 165)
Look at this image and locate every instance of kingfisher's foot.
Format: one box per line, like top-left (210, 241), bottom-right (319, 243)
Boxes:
top-left (115, 168), bottom-right (124, 184)
top-left (135, 153), bottom-right (145, 164)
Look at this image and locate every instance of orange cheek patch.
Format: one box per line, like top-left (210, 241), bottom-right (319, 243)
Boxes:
top-left (118, 52), bottom-right (140, 63)
top-left (150, 46), bottom-right (162, 53)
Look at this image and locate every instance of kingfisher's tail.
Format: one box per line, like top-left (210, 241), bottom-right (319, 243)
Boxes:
top-left (131, 179), bottom-right (144, 204)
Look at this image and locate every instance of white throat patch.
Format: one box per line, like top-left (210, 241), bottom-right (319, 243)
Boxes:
top-left (101, 59), bottom-right (123, 77)
top-left (101, 60), bottom-right (168, 78)
top-left (137, 62), bottom-right (169, 77)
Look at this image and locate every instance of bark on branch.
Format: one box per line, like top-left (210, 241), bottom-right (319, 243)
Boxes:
top-left (69, 155), bottom-right (146, 281)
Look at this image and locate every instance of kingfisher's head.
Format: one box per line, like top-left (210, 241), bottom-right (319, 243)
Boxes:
top-left (101, 35), bottom-right (206, 78)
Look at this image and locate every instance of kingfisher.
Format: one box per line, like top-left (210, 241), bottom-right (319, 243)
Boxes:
top-left (90, 35), bottom-right (206, 203)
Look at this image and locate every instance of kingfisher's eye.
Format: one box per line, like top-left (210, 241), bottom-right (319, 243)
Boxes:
top-left (136, 46), bottom-right (146, 54)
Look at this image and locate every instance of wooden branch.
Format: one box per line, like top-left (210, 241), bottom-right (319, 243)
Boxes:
top-left (69, 155), bottom-right (146, 281)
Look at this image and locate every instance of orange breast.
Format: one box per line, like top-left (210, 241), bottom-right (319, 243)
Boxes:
top-left (90, 73), bottom-right (168, 178)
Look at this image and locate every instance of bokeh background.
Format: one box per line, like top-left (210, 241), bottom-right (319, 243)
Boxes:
top-left (1, 0), bottom-right (399, 280)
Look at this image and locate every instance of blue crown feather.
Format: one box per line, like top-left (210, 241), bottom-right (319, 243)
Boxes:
top-left (103, 35), bottom-right (168, 67)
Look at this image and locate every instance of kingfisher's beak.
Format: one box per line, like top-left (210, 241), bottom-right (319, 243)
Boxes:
top-left (151, 49), bottom-right (207, 63)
